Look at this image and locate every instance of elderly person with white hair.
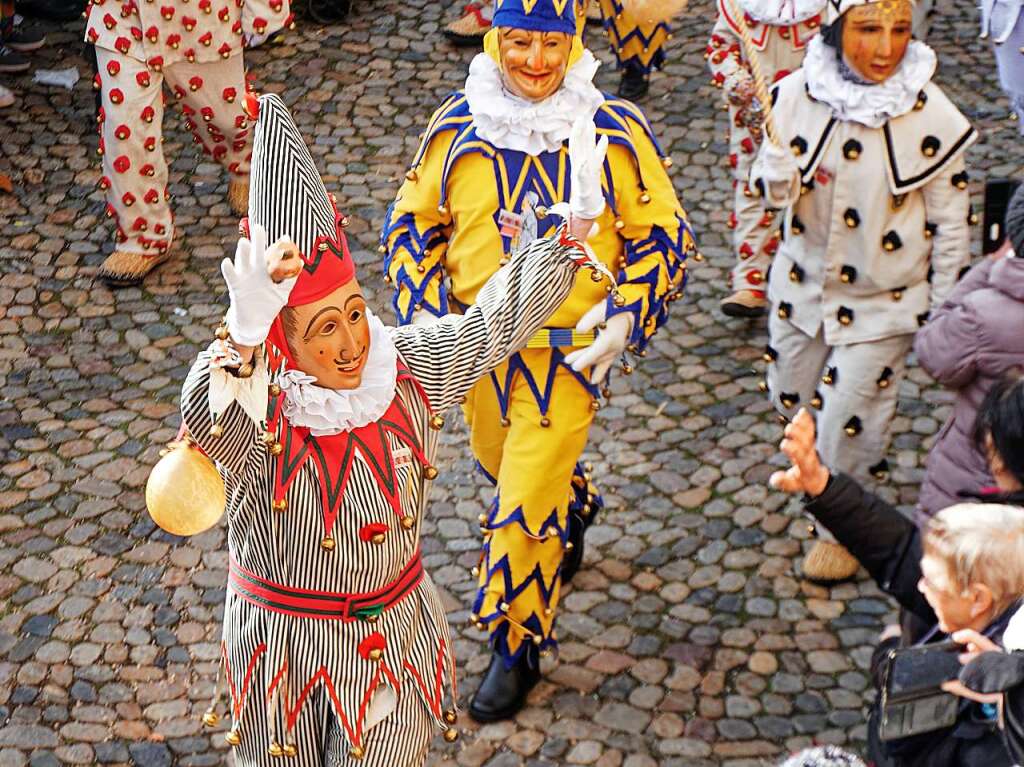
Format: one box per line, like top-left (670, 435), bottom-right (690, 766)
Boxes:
top-left (772, 398), bottom-right (1024, 767)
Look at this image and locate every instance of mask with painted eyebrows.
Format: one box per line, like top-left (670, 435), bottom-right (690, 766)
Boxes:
top-left (280, 279), bottom-right (371, 390)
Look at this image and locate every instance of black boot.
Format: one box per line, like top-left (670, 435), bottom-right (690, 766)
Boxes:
top-left (468, 645), bottom-right (541, 723)
top-left (560, 510), bottom-right (586, 585)
top-left (618, 61), bottom-right (649, 101)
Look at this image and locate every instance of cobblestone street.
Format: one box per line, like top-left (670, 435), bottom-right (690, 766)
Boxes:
top-left (1, 1), bottom-right (1023, 765)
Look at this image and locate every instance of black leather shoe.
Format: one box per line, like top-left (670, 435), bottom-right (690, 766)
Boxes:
top-left (469, 646), bottom-right (541, 723)
top-left (618, 62), bottom-right (649, 101)
top-left (16, 0), bottom-right (83, 22)
top-left (560, 510), bottom-right (586, 585)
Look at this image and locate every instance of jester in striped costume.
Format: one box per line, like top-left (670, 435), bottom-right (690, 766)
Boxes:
top-left (181, 93), bottom-right (602, 765)
top-left (382, 0), bottom-right (694, 722)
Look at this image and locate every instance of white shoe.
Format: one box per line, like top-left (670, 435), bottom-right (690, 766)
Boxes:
top-left (0, 84), bottom-right (14, 108)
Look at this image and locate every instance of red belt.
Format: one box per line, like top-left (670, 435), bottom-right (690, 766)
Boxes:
top-left (228, 552), bottom-right (423, 621)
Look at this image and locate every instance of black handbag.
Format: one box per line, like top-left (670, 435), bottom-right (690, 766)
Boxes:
top-left (879, 641), bottom-right (964, 742)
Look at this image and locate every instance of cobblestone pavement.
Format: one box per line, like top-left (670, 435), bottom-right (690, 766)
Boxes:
top-left (1, 1), bottom-right (1023, 765)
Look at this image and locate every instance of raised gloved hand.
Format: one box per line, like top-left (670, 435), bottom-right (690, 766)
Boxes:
top-left (222, 224), bottom-right (300, 347)
top-left (568, 116), bottom-right (610, 223)
top-left (751, 139), bottom-right (801, 209)
top-left (564, 301), bottom-right (633, 384)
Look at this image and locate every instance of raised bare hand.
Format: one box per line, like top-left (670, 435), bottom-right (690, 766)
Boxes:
top-left (769, 408), bottom-right (830, 498)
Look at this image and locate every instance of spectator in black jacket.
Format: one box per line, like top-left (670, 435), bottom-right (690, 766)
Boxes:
top-left (769, 405), bottom-right (1024, 767)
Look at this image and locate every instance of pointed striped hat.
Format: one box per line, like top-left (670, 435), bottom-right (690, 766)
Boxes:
top-left (825, 0), bottom-right (914, 24)
top-left (242, 93), bottom-right (355, 310)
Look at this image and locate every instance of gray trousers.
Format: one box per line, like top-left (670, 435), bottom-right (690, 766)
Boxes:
top-left (766, 313), bottom-right (914, 482)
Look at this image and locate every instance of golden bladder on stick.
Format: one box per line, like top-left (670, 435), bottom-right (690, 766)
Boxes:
top-left (146, 436), bottom-right (225, 536)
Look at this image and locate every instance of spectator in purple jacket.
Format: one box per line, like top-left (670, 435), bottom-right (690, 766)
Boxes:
top-left (914, 184), bottom-right (1024, 520)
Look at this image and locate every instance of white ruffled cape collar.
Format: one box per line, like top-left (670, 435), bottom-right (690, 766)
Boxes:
top-left (736, 0), bottom-right (825, 24)
top-left (277, 310), bottom-right (398, 437)
top-left (464, 49), bottom-right (605, 154)
top-left (804, 36), bottom-right (937, 128)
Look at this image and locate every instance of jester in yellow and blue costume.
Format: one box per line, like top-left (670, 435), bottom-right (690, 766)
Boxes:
top-left (594, 0), bottom-right (687, 99)
top-left (381, 0), bottom-right (695, 722)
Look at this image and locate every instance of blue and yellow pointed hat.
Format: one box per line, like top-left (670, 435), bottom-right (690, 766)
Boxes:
top-left (491, 0), bottom-right (578, 33)
top-left (485, 0), bottom-right (587, 67)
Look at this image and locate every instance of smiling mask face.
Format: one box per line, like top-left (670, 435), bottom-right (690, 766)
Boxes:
top-left (498, 27), bottom-right (573, 102)
top-left (282, 279), bottom-right (371, 390)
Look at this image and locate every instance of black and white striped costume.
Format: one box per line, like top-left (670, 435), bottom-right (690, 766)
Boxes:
top-left (180, 234), bottom-right (581, 766)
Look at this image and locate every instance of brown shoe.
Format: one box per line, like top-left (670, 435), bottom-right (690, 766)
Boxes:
top-left (444, 3), bottom-right (490, 46)
top-left (720, 289), bottom-right (767, 318)
top-left (99, 249), bottom-right (172, 288)
top-left (802, 541), bottom-right (860, 584)
top-left (228, 176), bottom-right (249, 216)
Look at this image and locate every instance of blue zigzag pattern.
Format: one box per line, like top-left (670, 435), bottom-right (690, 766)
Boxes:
top-left (381, 201), bottom-right (450, 324)
top-left (600, 0), bottom-right (670, 73)
top-left (474, 463), bottom-right (604, 667)
top-left (487, 348), bottom-right (599, 419)
top-left (606, 213), bottom-right (693, 352)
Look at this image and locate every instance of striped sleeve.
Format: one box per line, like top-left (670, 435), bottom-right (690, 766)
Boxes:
top-left (390, 235), bottom-right (580, 413)
top-left (181, 350), bottom-right (262, 477)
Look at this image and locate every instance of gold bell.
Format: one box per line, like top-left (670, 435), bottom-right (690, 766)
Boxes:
top-left (282, 744), bottom-right (297, 757)
top-left (273, 498), bottom-right (287, 513)
top-left (368, 648), bottom-right (383, 662)
top-left (429, 415), bottom-right (444, 430)
top-left (443, 711), bottom-right (457, 725)
top-left (225, 730), bottom-right (242, 746)
top-left (540, 417), bottom-right (551, 428)
top-left (321, 536), bottom-right (336, 551)
top-left (370, 533), bottom-right (386, 545)
top-left (424, 466), bottom-right (439, 480)
top-left (262, 431), bottom-right (276, 446)
top-left (209, 424), bottom-right (224, 439)
top-left (350, 745), bottom-right (365, 760)
top-left (269, 442), bottom-right (283, 456)
top-left (405, 169), bottom-right (418, 182)
top-left (443, 728), bottom-right (459, 743)
top-left (661, 156), bottom-right (673, 168)
top-left (401, 515), bottom-right (416, 529)
top-left (640, 192), bottom-right (651, 204)
top-left (202, 710), bottom-right (219, 727)
top-left (612, 293), bottom-right (626, 308)
top-left (500, 417), bottom-right (511, 428)
top-left (268, 743), bottom-right (284, 757)
top-left (269, 383), bottom-right (281, 396)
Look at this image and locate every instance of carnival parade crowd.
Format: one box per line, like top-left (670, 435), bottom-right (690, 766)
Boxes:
top-left (7, 0), bottom-right (1024, 764)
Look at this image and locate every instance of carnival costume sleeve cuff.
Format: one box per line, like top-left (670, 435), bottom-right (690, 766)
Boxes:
top-left (751, 140), bottom-right (801, 209)
top-left (208, 341), bottom-right (270, 425)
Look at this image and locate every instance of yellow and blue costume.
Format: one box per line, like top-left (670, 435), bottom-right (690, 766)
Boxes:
top-left (597, 0), bottom-right (672, 75)
top-left (381, 0), bottom-right (695, 670)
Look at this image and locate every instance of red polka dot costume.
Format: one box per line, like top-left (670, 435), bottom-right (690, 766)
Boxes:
top-left (85, 0), bottom-right (291, 283)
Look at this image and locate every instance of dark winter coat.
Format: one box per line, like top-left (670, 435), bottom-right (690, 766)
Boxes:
top-left (804, 474), bottom-right (1016, 767)
top-left (914, 255), bottom-right (1024, 519)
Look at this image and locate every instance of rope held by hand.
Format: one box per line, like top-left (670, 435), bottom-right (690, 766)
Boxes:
top-left (723, 0), bottom-right (780, 148)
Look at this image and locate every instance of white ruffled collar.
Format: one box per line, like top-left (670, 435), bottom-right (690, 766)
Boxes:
top-left (804, 36), bottom-right (937, 128)
top-left (736, 0), bottom-right (824, 24)
top-left (277, 311), bottom-right (398, 437)
top-left (464, 49), bottom-right (605, 154)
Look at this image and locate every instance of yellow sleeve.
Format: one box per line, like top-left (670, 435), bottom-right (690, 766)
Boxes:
top-left (606, 117), bottom-right (694, 352)
top-left (382, 126), bottom-right (457, 325)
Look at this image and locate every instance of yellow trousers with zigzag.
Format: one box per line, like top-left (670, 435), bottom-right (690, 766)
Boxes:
top-left (464, 349), bottom-right (596, 661)
top-left (597, 0), bottom-right (671, 73)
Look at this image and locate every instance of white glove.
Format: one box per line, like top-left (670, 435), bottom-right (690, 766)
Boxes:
top-left (564, 301), bottom-right (633, 384)
top-left (750, 139), bottom-right (801, 209)
top-left (221, 224), bottom-right (299, 347)
top-left (568, 116), bottom-right (610, 221)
